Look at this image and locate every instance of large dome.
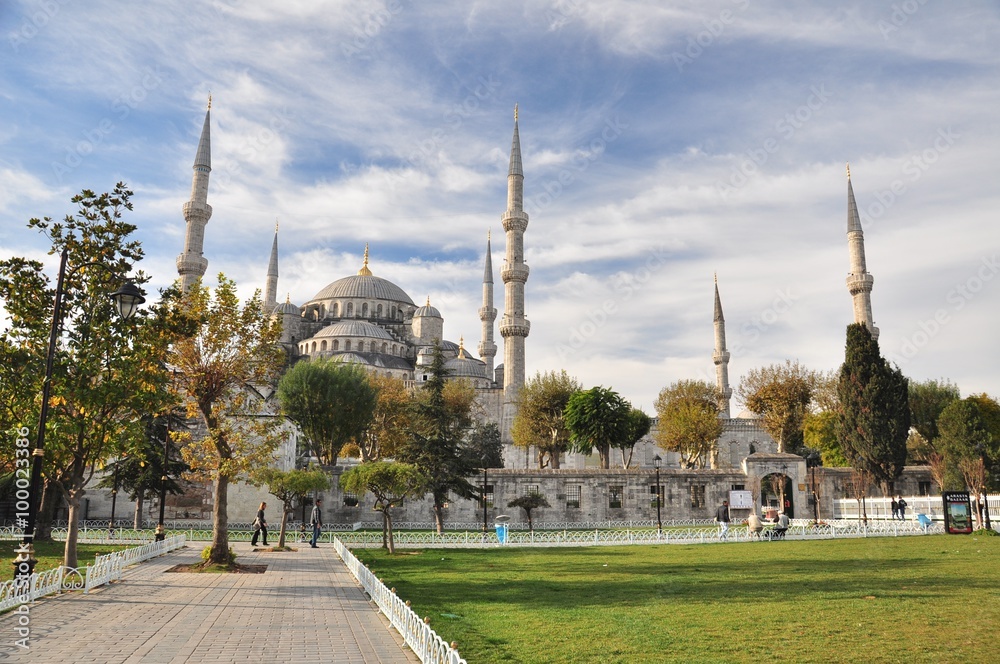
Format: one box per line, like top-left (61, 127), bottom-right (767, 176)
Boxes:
top-left (310, 274), bottom-right (414, 305)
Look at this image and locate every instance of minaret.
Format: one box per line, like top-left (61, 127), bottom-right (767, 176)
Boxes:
top-left (478, 230), bottom-right (498, 381)
top-left (845, 164), bottom-right (878, 340)
top-left (176, 97), bottom-right (214, 291)
top-left (500, 105), bottom-right (530, 441)
top-left (712, 274), bottom-right (732, 418)
top-left (264, 221), bottom-right (279, 311)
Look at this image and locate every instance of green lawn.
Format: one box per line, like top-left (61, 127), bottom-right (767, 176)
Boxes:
top-left (0, 541), bottom-right (130, 581)
top-left (355, 535), bottom-right (999, 663)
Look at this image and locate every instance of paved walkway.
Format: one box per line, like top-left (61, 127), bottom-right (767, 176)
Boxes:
top-left (0, 542), bottom-right (419, 663)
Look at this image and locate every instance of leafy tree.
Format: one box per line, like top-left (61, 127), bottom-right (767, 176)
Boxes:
top-left (737, 360), bottom-right (817, 454)
top-left (616, 408), bottom-right (652, 468)
top-left (167, 275), bottom-right (286, 566)
top-left (803, 411), bottom-right (848, 467)
top-left (0, 185), bottom-right (168, 568)
top-left (654, 380), bottom-right (723, 469)
top-left (255, 466), bottom-right (329, 547)
top-left (508, 493), bottom-right (550, 532)
top-left (564, 386), bottom-right (630, 469)
top-left (937, 398), bottom-right (993, 498)
top-left (511, 370), bottom-right (580, 468)
top-left (360, 374), bottom-right (413, 461)
top-left (340, 461), bottom-right (426, 553)
top-left (908, 379), bottom-right (960, 445)
top-left (277, 358), bottom-right (378, 465)
top-left (836, 323), bottom-right (910, 497)
top-left (461, 421), bottom-right (504, 470)
top-left (398, 344), bottom-right (477, 533)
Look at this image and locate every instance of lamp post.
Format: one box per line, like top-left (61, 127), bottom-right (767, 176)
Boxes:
top-left (482, 462), bottom-right (489, 534)
top-left (155, 414), bottom-right (170, 542)
top-left (13, 247), bottom-right (144, 581)
top-left (653, 455), bottom-right (662, 534)
top-left (806, 453), bottom-right (821, 525)
top-left (109, 460), bottom-right (119, 537)
top-left (978, 443), bottom-right (992, 531)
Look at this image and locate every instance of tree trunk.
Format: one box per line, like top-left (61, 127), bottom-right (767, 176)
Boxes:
top-left (64, 487), bottom-right (83, 569)
top-left (209, 475), bottom-right (231, 565)
top-left (385, 509), bottom-right (395, 554)
top-left (433, 502), bottom-right (445, 535)
top-left (278, 505), bottom-right (290, 548)
top-left (598, 444), bottom-right (610, 469)
top-left (550, 450), bottom-right (560, 469)
top-left (527, 510), bottom-right (533, 532)
top-left (134, 491), bottom-right (144, 530)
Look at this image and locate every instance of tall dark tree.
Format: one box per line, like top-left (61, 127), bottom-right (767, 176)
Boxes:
top-left (398, 343), bottom-right (477, 533)
top-left (836, 323), bottom-right (910, 495)
top-left (564, 386), bottom-right (630, 469)
top-left (461, 421), bottom-right (504, 470)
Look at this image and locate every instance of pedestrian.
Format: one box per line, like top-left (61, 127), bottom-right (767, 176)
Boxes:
top-left (251, 501), bottom-right (268, 546)
top-left (890, 497), bottom-right (899, 520)
top-left (715, 500), bottom-right (731, 540)
top-left (310, 498), bottom-right (323, 548)
top-left (896, 495), bottom-right (907, 521)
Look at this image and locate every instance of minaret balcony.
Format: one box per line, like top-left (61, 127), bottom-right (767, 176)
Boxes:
top-left (479, 306), bottom-right (497, 321)
top-left (501, 211), bottom-right (529, 232)
top-left (176, 254), bottom-right (208, 274)
top-left (713, 351), bottom-right (730, 365)
top-left (501, 263), bottom-right (530, 283)
top-left (182, 200), bottom-right (213, 220)
top-left (478, 341), bottom-right (497, 357)
top-left (499, 317), bottom-right (530, 337)
top-left (846, 273), bottom-right (874, 295)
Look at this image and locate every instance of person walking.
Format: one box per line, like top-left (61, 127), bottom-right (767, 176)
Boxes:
top-left (896, 496), bottom-right (907, 521)
top-left (715, 500), bottom-right (731, 541)
top-left (251, 501), bottom-right (268, 547)
top-left (890, 497), bottom-right (899, 521)
top-left (310, 499), bottom-right (323, 548)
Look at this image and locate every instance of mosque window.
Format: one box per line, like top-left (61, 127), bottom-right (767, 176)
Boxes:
top-left (362, 302), bottom-right (369, 317)
top-left (391, 306), bottom-right (396, 319)
top-left (392, 344), bottom-right (397, 355)
top-left (690, 485), bottom-right (706, 509)
top-left (346, 302), bottom-right (354, 317)
top-left (566, 485), bottom-right (581, 509)
top-left (332, 302), bottom-right (339, 317)
top-left (369, 341), bottom-right (376, 352)
top-left (333, 340), bottom-right (339, 351)
top-left (321, 340), bottom-right (327, 351)
top-left (377, 304), bottom-right (383, 318)
top-left (345, 340), bottom-right (352, 351)
top-left (608, 485), bottom-right (624, 509)
top-left (381, 342), bottom-right (387, 353)
top-left (320, 304), bottom-right (326, 318)
top-left (311, 342), bottom-right (316, 353)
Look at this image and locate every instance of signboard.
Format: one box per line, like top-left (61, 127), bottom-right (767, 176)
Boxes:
top-left (729, 490), bottom-right (753, 509)
top-left (943, 491), bottom-right (973, 535)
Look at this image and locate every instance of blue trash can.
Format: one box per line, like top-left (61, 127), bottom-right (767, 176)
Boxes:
top-left (495, 523), bottom-right (508, 544)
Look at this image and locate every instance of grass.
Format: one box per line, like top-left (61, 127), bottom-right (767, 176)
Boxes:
top-left (0, 540), bottom-right (131, 582)
top-left (355, 534), bottom-right (1000, 663)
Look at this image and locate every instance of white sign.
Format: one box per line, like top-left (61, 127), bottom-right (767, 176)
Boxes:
top-left (729, 490), bottom-right (753, 509)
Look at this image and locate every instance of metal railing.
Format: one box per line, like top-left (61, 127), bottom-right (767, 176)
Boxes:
top-left (333, 538), bottom-right (466, 664)
top-left (0, 535), bottom-right (186, 612)
top-left (833, 494), bottom-right (1000, 522)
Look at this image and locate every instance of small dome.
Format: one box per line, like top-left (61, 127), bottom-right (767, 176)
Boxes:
top-left (413, 297), bottom-right (441, 318)
top-left (445, 355), bottom-right (488, 379)
top-left (273, 300), bottom-right (300, 315)
top-left (313, 321), bottom-right (394, 340)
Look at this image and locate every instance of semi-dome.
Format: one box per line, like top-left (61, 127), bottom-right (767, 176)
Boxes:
top-left (314, 321), bottom-right (394, 340)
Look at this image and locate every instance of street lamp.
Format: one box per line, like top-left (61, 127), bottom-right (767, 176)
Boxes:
top-left (109, 460), bottom-right (120, 538)
top-left (653, 455), bottom-right (662, 534)
top-left (13, 247), bottom-right (144, 581)
top-left (482, 461), bottom-right (489, 535)
top-left (806, 453), bottom-right (821, 525)
top-left (155, 414), bottom-right (171, 542)
top-left (978, 443), bottom-right (992, 531)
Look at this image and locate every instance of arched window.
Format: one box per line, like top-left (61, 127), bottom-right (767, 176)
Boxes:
top-left (381, 342), bottom-right (387, 353)
top-left (346, 302), bottom-right (354, 317)
top-left (346, 340), bottom-right (352, 351)
top-left (311, 342), bottom-right (316, 353)
top-left (362, 302), bottom-right (369, 317)
top-left (332, 302), bottom-right (339, 317)
top-left (320, 304), bottom-right (326, 318)
top-left (392, 344), bottom-right (397, 355)
top-left (321, 340), bottom-right (327, 351)
top-left (390, 306), bottom-right (396, 319)
top-left (370, 341), bottom-right (377, 352)
top-left (377, 304), bottom-right (383, 318)
top-left (333, 340), bottom-right (339, 351)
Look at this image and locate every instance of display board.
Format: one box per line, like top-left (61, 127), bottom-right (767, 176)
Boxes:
top-left (942, 491), bottom-right (973, 535)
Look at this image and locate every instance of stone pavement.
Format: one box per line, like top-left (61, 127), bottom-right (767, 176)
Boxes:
top-left (0, 541), bottom-right (419, 663)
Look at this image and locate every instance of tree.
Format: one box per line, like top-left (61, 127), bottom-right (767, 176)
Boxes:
top-left (255, 466), bottom-right (329, 547)
top-left (277, 358), bottom-right (377, 465)
top-left (616, 408), bottom-right (652, 468)
top-left (737, 360), bottom-right (817, 454)
top-left (564, 386), bottom-right (630, 469)
top-left (836, 324), bottom-right (910, 497)
top-left (508, 493), bottom-right (550, 532)
top-left (461, 421), bottom-right (504, 470)
top-left (654, 380), bottom-right (723, 469)
top-left (0, 184), bottom-right (168, 568)
top-left (937, 398), bottom-right (996, 527)
top-left (360, 374), bottom-right (413, 461)
top-left (167, 275), bottom-right (286, 566)
top-left (340, 462), bottom-right (426, 553)
top-left (909, 379), bottom-right (961, 445)
top-left (511, 370), bottom-right (580, 468)
top-left (398, 343), bottom-right (477, 533)
top-left (803, 411), bottom-right (848, 467)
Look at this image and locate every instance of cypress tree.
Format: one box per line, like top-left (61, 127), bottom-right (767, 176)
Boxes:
top-left (837, 323), bottom-right (911, 494)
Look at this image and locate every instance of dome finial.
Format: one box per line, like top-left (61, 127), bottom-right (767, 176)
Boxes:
top-left (514, 103), bottom-right (518, 122)
top-left (207, 92), bottom-right (212, 111)
top-left (846, 162), bottom-right (851, 180)
top-left (425, 296), bottom-right (431, 307)
top-left (358, 243), bottom-right (373, 276)
top-left (458, 335), bottom-right (467, 358)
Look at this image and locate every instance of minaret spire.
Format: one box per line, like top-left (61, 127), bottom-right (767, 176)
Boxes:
top-left (845, 165), bottom-right (878, 339)
top-left (478, 230), bottom-right (498, 381)
top-left (712, 274), bottom-right (732, 418)
top-left (176, 104), bottom-right (214, 291)
top-left (500, 107), bottom-right (530, 443)
top-left (264, 220), bottom-right (279, 311)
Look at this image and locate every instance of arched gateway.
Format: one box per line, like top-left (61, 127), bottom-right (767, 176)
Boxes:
top-left (741, 453), bottom-right (808, 518)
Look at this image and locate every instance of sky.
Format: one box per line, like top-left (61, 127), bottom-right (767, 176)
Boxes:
top-left (2, 1), bottom-right (998, 413)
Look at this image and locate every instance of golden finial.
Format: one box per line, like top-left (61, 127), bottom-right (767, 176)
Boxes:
top-left (357, 243), bottom-right (373, 276)
top-left (275, 218), bottom-right (279, 233)
top-left (514, 103), bottom-right (518, 122)
top-left (425, 296), bottom-right (431, 307)
top-left (846, 162), bottom-right (851, 180)
top-left (458, 336), bottom-right (467, 358)
top-left (285, 293), bottom-right (290, 304)
top-left (207, 92), bottom-right (212, 111)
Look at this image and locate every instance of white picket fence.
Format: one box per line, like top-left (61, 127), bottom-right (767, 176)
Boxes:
top-left (0, 535), bottom-right (186, 612)
top-left (833, 494), bottom-right (1000, 522)
top-left (333, 538), bottom-right (467, 664)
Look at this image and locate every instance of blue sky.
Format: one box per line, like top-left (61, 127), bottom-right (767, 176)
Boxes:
top-left (2, 1), bottom-right (998, 412)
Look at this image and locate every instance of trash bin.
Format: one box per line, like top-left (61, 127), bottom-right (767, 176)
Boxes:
top-left (494, 514), bottom-right (510, 544)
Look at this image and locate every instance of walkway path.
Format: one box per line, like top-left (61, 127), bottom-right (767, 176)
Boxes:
top-left (0, 542), bottom-right (419, 663)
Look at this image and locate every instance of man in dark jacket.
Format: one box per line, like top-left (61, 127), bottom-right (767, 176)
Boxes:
top-left (715, 500), bottom-right (731, 540)
top-left (310, 499), bottom-right (323, 548)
